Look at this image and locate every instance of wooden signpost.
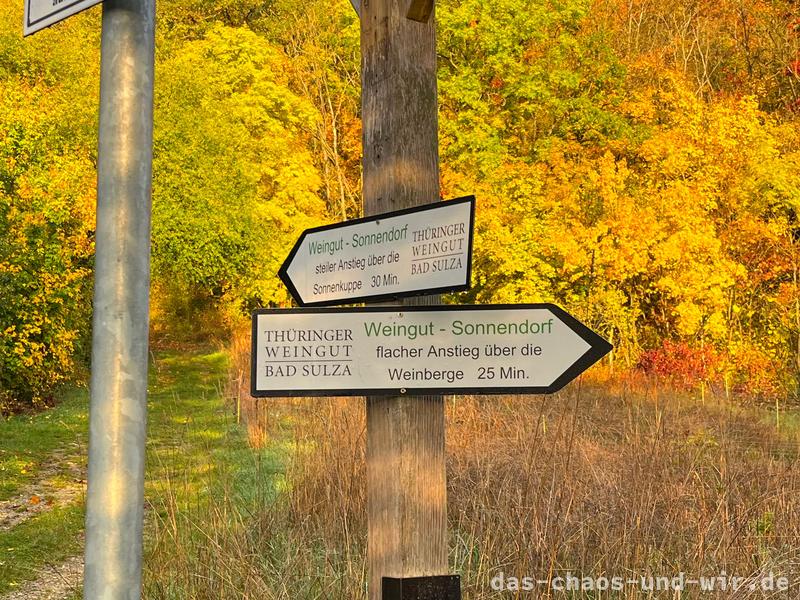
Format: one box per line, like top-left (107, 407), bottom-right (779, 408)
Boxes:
top-left (261, 1), bottom-right (612, 599)
top-left (360, 1), bottom-right (452, 598)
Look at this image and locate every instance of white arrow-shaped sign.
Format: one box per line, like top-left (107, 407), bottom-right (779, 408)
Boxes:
top-left (251, 304), bottom-right (612, 397)
top-left (24, 0), bottom-right (102, 36)
top-left (279, 196), bottom-right (475, 306)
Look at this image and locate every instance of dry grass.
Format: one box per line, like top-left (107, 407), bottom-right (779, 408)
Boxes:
top-left (149, 329), bottom-right (800, 598)
top-left (446, 382), bottom-right (800, 598)
top-left (226, 325), bottom-right (271, 449)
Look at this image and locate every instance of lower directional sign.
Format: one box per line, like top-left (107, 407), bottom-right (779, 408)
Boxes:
top-left (251, 304), bottom-right (612, 397)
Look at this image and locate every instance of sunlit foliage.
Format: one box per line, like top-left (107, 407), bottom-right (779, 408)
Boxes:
top-left (437, 0), bottom-right (800, 395)
top-left (1, 0), bottom-right (799, 406)
top-left (152, 24), bottom-right (326, 323)
top-left (0, 8), bottom-right (99, 410)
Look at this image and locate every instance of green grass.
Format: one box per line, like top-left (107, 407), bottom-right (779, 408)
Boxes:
top-left (143, 351), bottom-right (288, 513)
top-left (765, 408), bottom-right (800, 435)
top-left (0, 388), bottom-right (88, 501)
top-left (0, 504), bottom-right (84, 593)
top-left (0, 348), bottom-right (286, 596)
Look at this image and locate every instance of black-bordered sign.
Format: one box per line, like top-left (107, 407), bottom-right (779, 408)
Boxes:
top-left (279, 196), bottom-right (475, 307)
top-left (251, 304), bottom-right (612, 397)
top-left (24, 0), bottom-right (102, 36)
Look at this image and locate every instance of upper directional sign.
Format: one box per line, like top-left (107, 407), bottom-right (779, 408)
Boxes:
top-left (251, 304), bottom-right (612, 397)
top-left (279, 196), bottom-right (474, 307)
top-left (24, 0), bottom-right (102, 35)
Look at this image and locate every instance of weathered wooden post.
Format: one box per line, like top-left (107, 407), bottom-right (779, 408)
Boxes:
top-left (360, 1), bottom-right (455, 598)
top-left (254, 4), bottom-right (611, 600)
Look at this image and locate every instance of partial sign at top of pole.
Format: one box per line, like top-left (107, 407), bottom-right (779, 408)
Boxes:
top-left (279, 196), bottom-right (475, 307)
top-left (23, 0), bottom-right (102, 35)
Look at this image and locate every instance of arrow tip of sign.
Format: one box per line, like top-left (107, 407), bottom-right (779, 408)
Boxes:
top-left (279, 230), bottom-right (309, 305)
top-left (543, 303), bottom-right (613, 393)
top-left (587, 330), bottom-right (613, 359)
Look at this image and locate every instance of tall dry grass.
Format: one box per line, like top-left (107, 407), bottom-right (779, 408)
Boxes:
top-left (147, 328), bottom-right (800, 598)
top-left (446, 383), bottom-right (800, 598)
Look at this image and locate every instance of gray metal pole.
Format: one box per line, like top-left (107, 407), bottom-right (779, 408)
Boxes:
top-left (83, 0), bottom-right (155, 595)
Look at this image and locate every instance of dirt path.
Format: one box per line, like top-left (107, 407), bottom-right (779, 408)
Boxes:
top-left (0, 448), bottom-right (86, 599)
top-left (0, 556), bottom-right (82, 600)
top-left (0, 451), bottom-right (86, 532)
top-left (1, 350), bottom-right (235, 599)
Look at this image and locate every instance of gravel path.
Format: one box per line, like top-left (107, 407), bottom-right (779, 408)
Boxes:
top-left (0, 556), bottom-right (83, 600)
top-left (0, 448), bottom-right (86, 599)
top-left (0, 452), bottom-right (85, 532)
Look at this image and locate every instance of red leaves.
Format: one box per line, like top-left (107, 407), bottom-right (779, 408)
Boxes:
top-left (638, 340), bottom-right (723, 390)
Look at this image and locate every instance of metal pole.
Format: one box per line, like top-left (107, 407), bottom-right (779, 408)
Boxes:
top-left (83, 0), bottom-right (155, 595)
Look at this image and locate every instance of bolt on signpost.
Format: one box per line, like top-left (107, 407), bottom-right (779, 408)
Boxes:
top-left (24, 0), bottom-right (156, 596)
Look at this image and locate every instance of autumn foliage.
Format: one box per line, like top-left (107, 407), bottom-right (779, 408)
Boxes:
top-left (1, 0), bottom-right (800, 408)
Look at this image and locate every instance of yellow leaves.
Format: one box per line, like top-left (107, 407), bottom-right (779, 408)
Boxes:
top-left (673, 302), bottom-right (704, 337)
top-left (0, 262), bottom-right (22, 275)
